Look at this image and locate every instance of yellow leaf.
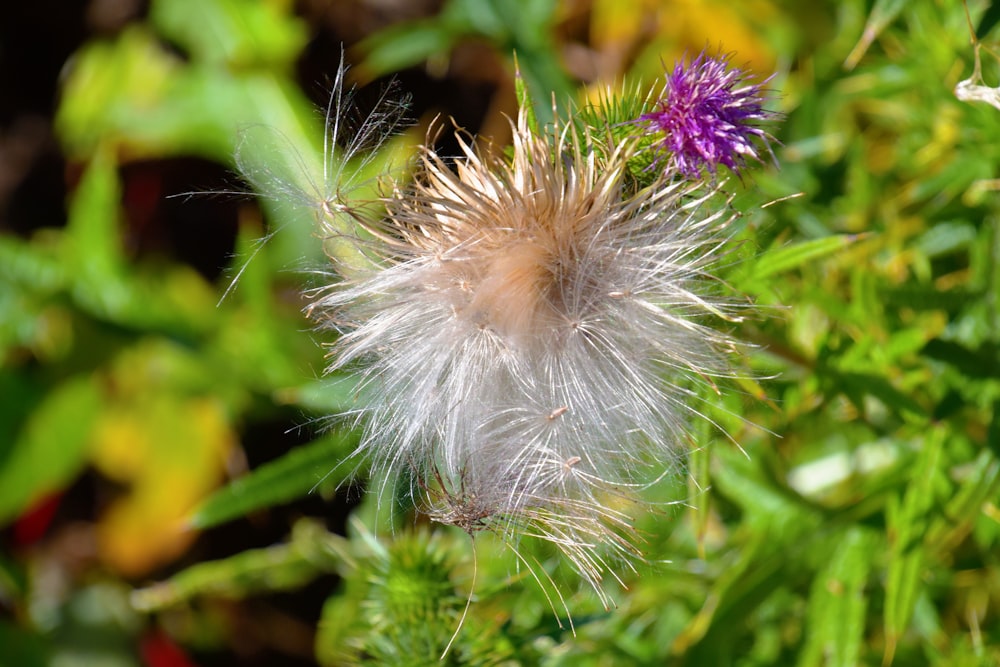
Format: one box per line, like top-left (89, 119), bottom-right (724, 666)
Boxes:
top-left (590, 0), bottom-right (651, 51)
top-left (91, 412), bottom-right (150, 483)
top-left (596, 0), bottom-right (781, 86)
top-left (95, 396), bottom-right (234, 577)
top-left (90, 341), bottom-right (236, 576)
top-left (656, 0), bottom-right (778, 74)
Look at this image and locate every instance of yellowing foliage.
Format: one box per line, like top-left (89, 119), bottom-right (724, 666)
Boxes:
top-left (90, 343), bottom-right (236, 577)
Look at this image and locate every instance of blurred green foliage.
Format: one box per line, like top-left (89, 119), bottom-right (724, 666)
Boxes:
top-left (2, 0), bottom-right (1000, 665)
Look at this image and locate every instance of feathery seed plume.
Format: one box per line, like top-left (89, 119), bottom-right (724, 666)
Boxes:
top-left (224, 48), bottom-right (784, 635)
top-left (308, 99), bottom-right (750, 602)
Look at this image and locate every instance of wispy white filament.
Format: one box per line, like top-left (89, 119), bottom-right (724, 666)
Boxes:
top-left (307, 102), bottom-right (748, 600)
top-left (234, 53), bottom-right (411, 275)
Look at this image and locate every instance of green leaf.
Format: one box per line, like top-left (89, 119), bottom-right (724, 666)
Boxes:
top-left (0, 375), bottom-right (102, 525)
top-left (926, 448), bottom-right (1000, 555)
top-left (55, 27), bottom-right (175, 159)
top-left (0, 620), bottom-right (48, 667)
top-left (879, 285), bottom-right (979, 313)
top-left (883, 427), bottom-right (946, 664)
top-left (921, 339), bottom-right (1000, 380)
top-left (0, 550), bottom-right (27, 605)
top-left (798, 528), bottom-right (878, 667)
top-left (150, 0), bottom-right (307, 67)
top-left (60, 149), bottom-right (219, 336)
top-left (0, 236), bottom-right (67, 294)
top-left (831, 370), bottom-right (927, 420)
top-left (65, 145), bottom-right (125, 286)
top-left (748, 234), bottom-right (864, 281)
top-left (189, 431), bottom-right (361, 529)
top-left (514, 54), bottom-right (539, 136)
top-left (274, 375), bottom-right (369, 414)
top-left (679, 449), bottom-right (835, 659)
top-left (686, 413), bottom-right (714, 556)
top-left (508, 45), bottom-right (573, 126)
top-left (132, 519), bottom-right (350, 610)
top-left (0, 242), bottom-right (69, 363)
top-left (990, 401), bottom-right (1000, 460)
top-left (357, 21), bottom-right (458, 79)
top-left (358, 0), bottom-right (571, 124)
top-left (844, 0), bottom-right (908, 69)
top-left (916, 221), bottom-right (977, 257)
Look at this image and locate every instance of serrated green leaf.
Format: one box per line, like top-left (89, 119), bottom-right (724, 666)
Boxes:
top-left (189, 431), bottom-right (361, 529)
top-left (0, 376), bottom-right (102, 525)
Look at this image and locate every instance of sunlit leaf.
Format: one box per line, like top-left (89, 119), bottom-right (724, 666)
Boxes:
top-left (64, 145), bottom-right (125, 286)
top-left (132, 519), bottom-right (350, 611)
top-left (92, 394), bottom-right (235, 577)
top-left (55, 27), bottom-right (182, 160)
top-left (189, 431), bottom-right (360, 530)
top-left (747, 234), bottom-right (865, 281)
top-left (89, 342), bottom-right (237, 576)
top-left (150, 0), bottom-right (307, 67)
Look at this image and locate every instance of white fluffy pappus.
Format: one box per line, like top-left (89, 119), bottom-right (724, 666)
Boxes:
top-left (306, 104), bottom-right (749, 605)
top-left (229, 57), bottom-right (411, 289)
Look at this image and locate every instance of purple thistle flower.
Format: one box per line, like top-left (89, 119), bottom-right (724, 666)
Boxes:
top-left (637, 51), bottom-right (776, 179)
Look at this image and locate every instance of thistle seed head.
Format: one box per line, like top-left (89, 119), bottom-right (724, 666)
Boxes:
top-left (308, 101), bottom-right (748, 598)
